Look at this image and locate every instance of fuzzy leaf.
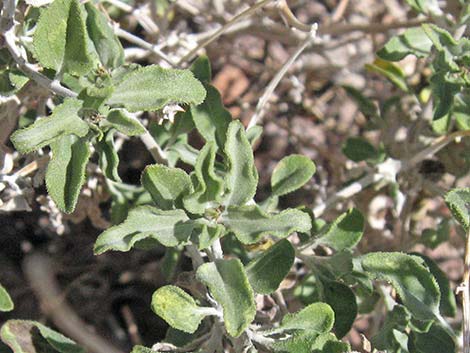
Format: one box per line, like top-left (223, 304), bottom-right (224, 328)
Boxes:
top-left (191, 85), bottom-right (232, 149)
top-left (271, 155), bottom-right (316, 196)
top-left (0, 284), bottom-right (13, 312)
top-left (245, 239), bottom-right (295, 294)
top-left (46, 135), bottom-right (90, 213)
top-left (190, 55), bottom-right (212, 82)
top-left (33, 0), bottom-right (95, 75)
top-left (277, 302), bottom-right (335, 334)
top-left (142, 164), bottom-right (193, 210)
top-left (223, 121), bottom-right (258, 206)
top-left (131, 346), bottom-right (154, 353)
top-left (85, 3), bottom-right (124, 69)
top-left (151, 286), bottom-right (210, 333)
top-left (96, 130), bottom-right (121, 181)
top-left (413, 253), bottom-right (456, 317)
top-left (1, 320), bottom-right (84, 353)
top-left (315, 208), bottom-right (364, 251)
top-left (377, 27), bottom-right (433, 61)
top-left (322, 280), bottom-right (357, 338)
top-left (193, 223), bottom-right (225, 250)
top-left (342, 138), bottom-right (380, 163)
top-left (183, 143), bottom-right (224, 214)
top-left (412, 323), bottom-right (456, 353)
top-left (444, 188), bottom-right (470, 231)
top-left (105, 109), bottom-right (146, 136)
top-left (63, 0), bottom-right (96, 75)
top-left (10, 98), bottom-right (89, 153)
top-left (372, 305), bottom-right (410, 351)
top-left (196, 259), bottom-right (255, 337)
top-left (107, 65), bottom-right (206, 112)
top-left (223, 205), bottom-right (311, 244)
top-left (362, 252), bottom-right (440, 320)
top-left (94, 206), bottom-right (193, 254)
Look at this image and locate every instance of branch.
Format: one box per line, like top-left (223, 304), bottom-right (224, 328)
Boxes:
top-left (23, 252), bottom-right (125, 353)
top-left (177, 0), bottom-right (273, 66)
top-left (247, 24), bottom-right (318, 129)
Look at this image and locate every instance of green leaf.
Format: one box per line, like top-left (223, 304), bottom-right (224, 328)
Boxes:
top-left (0, 284), bottom-right (13, 312)
top-left (223, 120), bottom-right (258, 206)
top-left (190, 85), bottom-right (232, 149)
top-left (94, 206), bottom-right (194, 254)
top-left (245, 239), bottom-right (295, 294)
top-left (33, 0), bottom-right (95, 75)
top-left (1, 320), bottom-right (84, 353)
top-left (46, 135), bottom-right (91, 213)
top-left (342, 138), bottom-right (380, 163)
top-left (362, 252), bottom-right (440, 320)
top-left (190, 55), bottom-right (212, 82)
top-left (193, 223), bottom-right (225, 250)
top-left (311, 333), bottom-right (350, 353)
top-left (372, 305), bottom-right (410, 351)
top-left (453, 93), bottom-right (470, 130)
top-left (321, 280), bottom-right (357, 338)
top-left (405, 0), bottom-right (442, 15)
top-left (196, 259), bottom-right (255, 337)
top-left (85, 3), bottom-right (124, 69)
top-left (377, 27), bottom-right (433, 61)
top-left (107, 65), bottom-right (206, 112)
top-left (411, 323), bottom-right (456, 353)
top-left (151, 285), bottom-right (213, 333)
top-left (342, 85), bottom-right (380, 120)
top-left (276, 302), bottom-right (335, 334)
top-left (430, 74), bottom-right (460, 132)
top-left (105, 109), bottom-right (146, 136)
top-left (366, 58), bottom-right (408, 92)
top-left (445, 188), bottom-right (470, 231)
top-left (10, 98), bottom-right (89, 153)
top-left (271, 155), bottom-right (316, 197)
top-left (131, 346), bottom-right (154, 353)
top-left (412, 254), bottom-right (456, 317)
top-left (315, 208), bottom-right (364, 251)
top-left (222, 205), bottom-right (311, 244)
top-left (63, 0), bottom-right (96, 75)
top-left (142, 164), bottom-right (193, 210)
top-left (183, 143), bottom-right (224, 214)
top-left (96, 129), bottom-right (121, 181)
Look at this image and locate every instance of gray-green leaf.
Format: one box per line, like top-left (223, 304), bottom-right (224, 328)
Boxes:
top-left (223, 120), bottom-right (258, 206)
top-left (33, 0), bottom-right (96, 75)
top-left (223, 205), bottom-right (311, 244)
top-left (445, 188), bottom-right (470, 231)
top-left (46, 135), bottom-right (91, 213)
top-left (142, 164), bottom-right (193, 210)
top-left (183, 143), bottom-right (224, 214)
top-left (315, 208), bottom-right (364, 251)
top-left (107, 65), bottom-right (206, 112)
top-left (94, 206), bottom-right (194, 254)
top-left (0, 284), bottom-right (13, 312)
top-left (151, 285), bottom-right (214, 333)
top-left (105, 109), bottom-right (146, 136)
top-left (190, 85), bottom-right (232, 149)
top-left (271, 155), bottom-right (316, 196)
top-left (377, 27), bottom-right (433, 61)
top-left (196, 259), bottom-right (255, 337)
top-left (362, 252), bottom-right (440, 320)
top-left (276, 302), bottom-right (335, 334)
top-left (1, 320), bottom-right (84, 353)
top-left (246, 239), bottom-right (295, 294)
top-left (10, 98), bottom-right (89, 153)
top-left (85, 3), bottom-right (124, 69)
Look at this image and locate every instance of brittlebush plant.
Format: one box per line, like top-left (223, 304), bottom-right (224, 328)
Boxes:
top-left (2, 0), bottom-right (470, 352)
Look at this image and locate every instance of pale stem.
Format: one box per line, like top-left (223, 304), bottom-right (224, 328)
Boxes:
top-left (177, 0), bottom-right (273, 66)
top-left (114, 27), bottom-right (176, 67)
top-left (247, 24), bottom-right (318, 130)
